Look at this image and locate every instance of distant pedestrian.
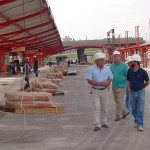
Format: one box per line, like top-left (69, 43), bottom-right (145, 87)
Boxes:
top-left (76, 58), bottom-right (78, 65)
top-left (86, 52), bottom-right (113, 131)
top-left (110, 50), bottom-right (129, 121)
top-left (127, 54), bottom-right (149, 131)
top-left (20, 76), bottom-right (30, 91)
top-left (125, 56), bottom-right (132, 112)
top-left (67, 59), bottom-right (71, 67)
top-left (33, 55), bottom-right (38, 77)
top-left (10, 62), bottom-right (15, 75)
top-left (22, 57), bottom-right (30, 78)
top-left (90, 58), bottom-right (95, 66)
top-left (16, 58), bottom-right (20, 74)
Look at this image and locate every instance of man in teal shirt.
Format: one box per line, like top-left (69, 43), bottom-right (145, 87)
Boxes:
top-left (110, 51), bottom-right (129, 121)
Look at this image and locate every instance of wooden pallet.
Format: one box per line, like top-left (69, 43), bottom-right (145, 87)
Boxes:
top-left (0, 106), bottom-right (65, 114)
top-left (0, 72), bottom-right (12, 77)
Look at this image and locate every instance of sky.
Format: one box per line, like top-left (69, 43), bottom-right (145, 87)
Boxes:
top-left (48, 0), bottom-right (150, 41)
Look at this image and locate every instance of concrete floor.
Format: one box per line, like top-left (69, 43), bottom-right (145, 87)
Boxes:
top-left (0, 65), bottom-right (150, 150)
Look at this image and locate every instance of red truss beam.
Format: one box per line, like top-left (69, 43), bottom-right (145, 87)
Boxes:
top-left (32, 46), bottom-right (63, 52)
top-left (28, 39), bottom-right (61, 49)
top-left (39, 40), bottom-right (60, 47)
top-left (2, 27), bottom-right (56, 43)
top-left (3, 30), bottom-right (58, 47)
top-left (0, 38), bottom-right (61, 49)
top-left (0, 11), bottom-right (33, 38)
top-left (34, 44), bottom-right (62, 51)
top-left (28, 40), bottom-right (61, 49)
top-left (0, 8), bottom-right (48, 29)
top-left (2, 37), bottom-right (61, 49)
top-left (33, 43), bottom-right (62, 50)
top-left (25, 34), bottom-right (60, 46)
top-left (15, 35), bottom-right (59, 46)
top-left (0, 20), bottom-right (53, 37)
top-left (39, 43), bottom-right (62, 49)
top-left (20, 31), bottom-right (58, 44)
top-left (0, 1), bottom-right (64, 53)
top-left (38, 48), bottom-right (63, 53)
top-left (0, 0), bottom-right (16, 6)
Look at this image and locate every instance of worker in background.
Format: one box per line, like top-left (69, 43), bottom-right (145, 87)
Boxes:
top-left (125, 56), bottom-right (132, 112)
top-left (10, 62), bottom-right (15, 75)
top-left (20, 76), bottom-right (30, 91)
top-left (90, 58), bottom-right (95, 66)
top-left (22, 57), bottom-right (30, 78)
top-left (33, 55), bottom-right (38, 77)
top-left (127, 54), bottom-right (149, 131)
top-left (67, 59), bottom-right (71, 67)
top-left (86, 52), bottom-right (113, 131)
top-left (16, 58), bottom-right (20, 74)
top-left (110, 51), bottom-right (129, 121)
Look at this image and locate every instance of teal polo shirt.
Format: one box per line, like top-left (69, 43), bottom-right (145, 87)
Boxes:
top-left (110, 62), bottom-right (128, 88)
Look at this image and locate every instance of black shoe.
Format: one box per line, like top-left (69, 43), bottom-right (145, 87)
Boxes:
top-left (101, 124), bottom-right (109, 128)
top-left (122, 112), bottom-right (130, 118)
top-left (93, 126), bottom-right (100, 131)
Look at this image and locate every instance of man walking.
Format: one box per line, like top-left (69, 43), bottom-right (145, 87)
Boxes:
top-left (86, 52), bottom-right (113, 131)
top-left (33, 55), bottom-right (38, 77)
top-left (110, 50), bottom-right (129, 121)
top-left (127, 54), bottom-right (149, 131)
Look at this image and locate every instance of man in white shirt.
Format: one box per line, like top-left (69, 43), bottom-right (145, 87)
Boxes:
top-left (86, 52), bottom-right (113, 131)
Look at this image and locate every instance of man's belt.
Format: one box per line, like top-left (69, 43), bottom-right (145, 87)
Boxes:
top-left (131, 88), bottom-right (142, 92)
top-left (92, 87), bottom-right (107, 90)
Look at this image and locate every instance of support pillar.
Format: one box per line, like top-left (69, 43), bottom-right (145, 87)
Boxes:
top-left (120, 50), bottom-right (125, 62)
top-left (130, 49), bottom-right (134, 56)
top-left (77, 48), bottom-right (86, 64)
top-left (142, 47), bottom-right (147, 68)
top-left (0, 55), bottom-right (4, 72)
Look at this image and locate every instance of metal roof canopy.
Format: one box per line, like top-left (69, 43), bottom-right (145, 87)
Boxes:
top-left (0, 0), bottom-right (64, 55)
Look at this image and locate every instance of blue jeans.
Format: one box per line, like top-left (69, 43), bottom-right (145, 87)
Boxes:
top-left (34, 68), bottom-right (38, 77)
top-left (125, 90), bottom-right (130, 112)
top-left (130, 89), bottom-right (145, 127)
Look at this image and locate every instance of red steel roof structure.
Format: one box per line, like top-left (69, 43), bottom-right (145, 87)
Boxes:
top-left (0, 0), bottom-right (64, 56)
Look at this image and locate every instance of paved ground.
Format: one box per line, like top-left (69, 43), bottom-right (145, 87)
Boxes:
top-left (0, 65), bottom-right (150, 150)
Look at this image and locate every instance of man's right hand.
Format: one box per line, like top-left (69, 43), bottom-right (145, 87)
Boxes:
top-left (100, 81), bottom-right (109, 87)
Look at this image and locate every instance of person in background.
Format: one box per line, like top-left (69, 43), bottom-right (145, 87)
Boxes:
top-left (22, 57), bottom-right (30, 78)
top-left (110, 50), bottom-right (129, 121)
top-left (33, 55), bottom-right (38, 77)
top-left (76, 58), bottom-right (78, 65)
top-left (67, 59), bottom-right (71, 67)
top-left (127, 54), bottom-right (149, 131)
top-left (90, 58), bottom-right (95, 66)
top-left (20, 76), bottom-right (30, 91)
top-left (10, 62), bottom-right (15, 75)
top-left (16, 58), bottom-right (20, 74)
top-left (86, 52), bottom-right (113, 131)
top-left (125, 56), bottom-right (132, 112)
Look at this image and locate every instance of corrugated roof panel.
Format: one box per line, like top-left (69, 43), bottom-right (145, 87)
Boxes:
top-left (0, 0), bottom-right (64, 55)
